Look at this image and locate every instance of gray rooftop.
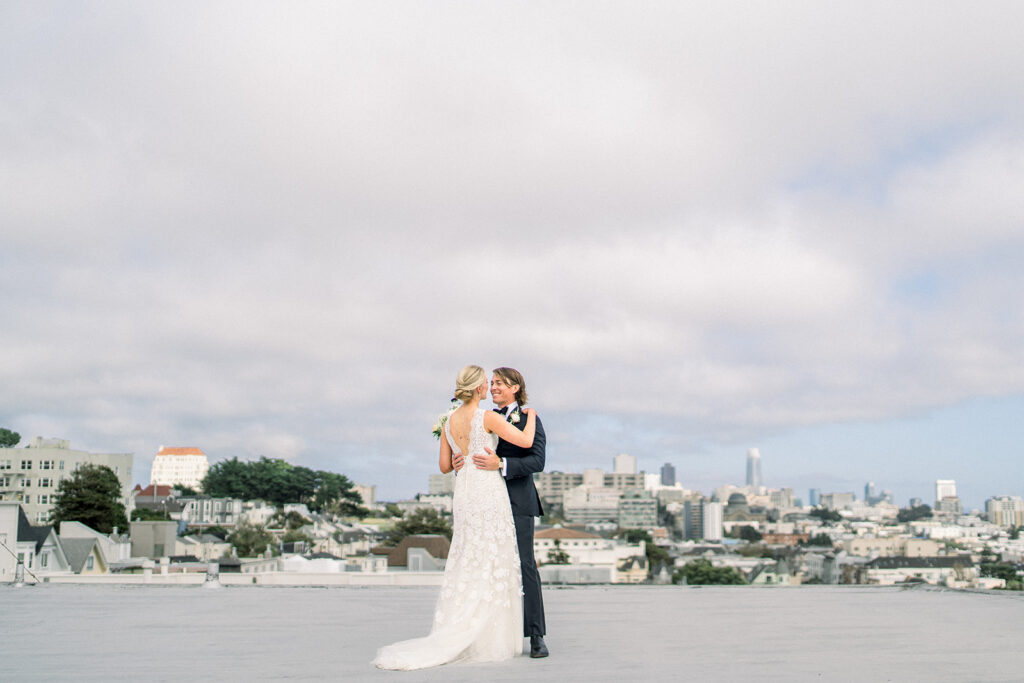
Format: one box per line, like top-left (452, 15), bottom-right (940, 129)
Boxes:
top-left (4, 584), bottom-right (1023, 681)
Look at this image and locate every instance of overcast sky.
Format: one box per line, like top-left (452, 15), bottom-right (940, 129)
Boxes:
top-left (3, 2), bottom-right (1023, 509)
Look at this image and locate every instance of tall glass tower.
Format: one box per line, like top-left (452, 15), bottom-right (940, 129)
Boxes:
top-left (660, 462), bottom-right (676, 486)
top-left (745, 448), bottom-right (762, 488)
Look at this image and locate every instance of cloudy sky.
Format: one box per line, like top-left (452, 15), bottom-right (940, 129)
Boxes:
top-left (3, 2), bottom-right (1023, 509)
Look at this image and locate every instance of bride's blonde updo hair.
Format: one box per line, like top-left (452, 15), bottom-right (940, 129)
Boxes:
top-left (454, 365), bottom-right (487, 402)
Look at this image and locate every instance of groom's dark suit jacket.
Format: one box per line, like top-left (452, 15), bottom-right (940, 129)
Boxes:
top-left (496, 411), bottom-right (545, 517)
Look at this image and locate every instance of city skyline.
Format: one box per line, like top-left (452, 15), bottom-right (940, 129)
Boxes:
top-left (3, 5), bottom-right (1023, 511)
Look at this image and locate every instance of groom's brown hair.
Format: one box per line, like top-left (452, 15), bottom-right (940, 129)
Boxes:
top-left (492, 367), bottom-right (528, 406)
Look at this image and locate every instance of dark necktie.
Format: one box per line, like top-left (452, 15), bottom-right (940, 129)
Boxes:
top-left (495, 406), bottom-right (509, 415)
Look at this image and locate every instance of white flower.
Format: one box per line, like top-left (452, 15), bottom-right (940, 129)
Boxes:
top-left (431, 399), bottom-right (462, 439)
top-left (510, 408), bottom-right (521, 424)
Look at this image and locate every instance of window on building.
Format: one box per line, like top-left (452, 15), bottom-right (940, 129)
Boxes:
top-left (41, 552), bottom-right (49, 568)
top-left (86, 556), bottom-right (94, 570)
top-left (38, 495), bottom-right (49, 505)
top-left (23, 494), bottom-right (31, 504)
top-left (20, 478), bottom-right (31, 487)
top-left (0, 459), bottom-right (10, 470)
top-left (21, 460), bottom-right (33, 470)
top-left (59, 461), bottom-right (64, 470)
top-left (36, 512), bottom-right (48, 523)
top-left (41, 460), bottom-right (52, 470)
top-left (39, 478), bottom-right (51, 488)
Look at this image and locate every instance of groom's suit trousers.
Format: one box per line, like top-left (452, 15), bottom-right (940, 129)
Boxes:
top-left (514, 514), bottom-right (546, 637)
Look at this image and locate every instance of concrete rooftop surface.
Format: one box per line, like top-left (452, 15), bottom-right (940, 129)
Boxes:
top-left (4, 583), bottom-right (1023, 682)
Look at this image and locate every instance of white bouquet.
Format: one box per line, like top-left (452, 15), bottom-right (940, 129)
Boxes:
top-left (431, 399), bottom-right (461, 439)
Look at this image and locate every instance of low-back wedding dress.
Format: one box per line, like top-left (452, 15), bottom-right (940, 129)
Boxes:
top-left (373, 407), bottom-right (524, 670)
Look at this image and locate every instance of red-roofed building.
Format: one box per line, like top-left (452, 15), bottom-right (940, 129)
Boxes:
top-left (150, 446), bottom-right (209, 490)
top-left (534, 525), bottom-right (647, 583)
top-left (133, 483), bottom-right (176, 500)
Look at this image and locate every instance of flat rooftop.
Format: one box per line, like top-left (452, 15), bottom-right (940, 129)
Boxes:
top-left (5, 583), bottom-right (1023, 681)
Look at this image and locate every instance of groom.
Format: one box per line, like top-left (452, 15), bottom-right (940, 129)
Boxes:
top-left (453, 366), bottom-right (548, 658)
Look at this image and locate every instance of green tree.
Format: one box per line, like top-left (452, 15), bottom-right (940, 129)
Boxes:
top-left (385, 508), bottom-right (452, 546)
top-left (269, 510), bottom-right (310, 530)
top-left (0, 428), bottom-right (20, 448)
top-left (673, 558), bottom-right (746, 585)
top-left (733, 525), bottom-right (763, 542)
top-left (618, 529), bottom-right (671, 575)
top-left (980, 562), bottom-right (1019, 583)
top-left (282, 528), bottom-right (315, 547)
top-left (805, 533), bottom-right (834, 547)
top-left (182, 525), bottom-right (230, 540)
top-left (1009, 526), bottom-right (1020, 540)
top-left (50, 464), bottom-right (128, 534)
top-left (228, 521), bottom-right (278, 557)
top-left (176, 485), bottom-right (200, 496)
top-left (131, 507), bottom-right (170, 521)
top-left (809, 507), bottom-right (843, 524)
top-left (897, 505), bottom-right (933, 523)
top-left (201, 456), bottom-right (364, 514)
top-left (545, 538), bottom-right (571, 565)
top-left (383, 503), bottom-right (404, 518)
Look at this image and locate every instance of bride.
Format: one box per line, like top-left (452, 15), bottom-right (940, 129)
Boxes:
top-left (373, 365), bottom-right (537, 670)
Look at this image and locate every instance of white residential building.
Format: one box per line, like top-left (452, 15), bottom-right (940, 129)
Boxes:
top-left (58, 521), bottom-right (131, 565)
top-left (176, 534), bottom-right (232, 562)
top-left (986, 496), bottom-right (1024, 527)
top-left (0, 502), bottom-right (72, 581)
top-left (534, 471), bottom-right (585, 508)
top-left (150, 446), bottom-right (210, 490)
top-left (618, 490), bottom-right (658, 529)
top-left (179, 496), bottom-right (243, 527)
top-left (563, 485), bottom-right (622, 524)
top-left (845, 537), bottom-right (941, 558)
top-left (935, 479), bottom-right (957, 502)
top-left (703, 501), bottom-right (724, 542)
top-left (0, 438), bottom-right (133, 525)
top-left (533, 526), bottom-right (646, 583)
top-left (613, 453), bottom-right (637, 474)
top-left (353, 483), bottom-right (377, 509)
top-left (428, 473), bottom-right (456, 495)
top-left (820, 492), bottom-right (856, 510)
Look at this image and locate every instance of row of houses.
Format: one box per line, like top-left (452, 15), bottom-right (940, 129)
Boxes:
top-left (1, 502), bottom-right (125, 580)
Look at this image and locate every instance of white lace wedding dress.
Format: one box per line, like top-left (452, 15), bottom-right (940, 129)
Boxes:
top-left (373, 407), bottom-right (524, 670)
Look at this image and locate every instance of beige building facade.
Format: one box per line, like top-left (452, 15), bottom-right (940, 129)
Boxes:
top-left (0, 438), bottom-right (133, 525)
top-left (150, 446), bottom-right (210, 490)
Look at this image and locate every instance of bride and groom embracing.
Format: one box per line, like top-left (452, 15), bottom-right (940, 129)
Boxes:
top-left (373, 365), bottom-right (549, 670)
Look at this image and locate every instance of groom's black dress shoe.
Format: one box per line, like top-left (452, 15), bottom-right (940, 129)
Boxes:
top-left (530, 635), bottom-right (549, 658)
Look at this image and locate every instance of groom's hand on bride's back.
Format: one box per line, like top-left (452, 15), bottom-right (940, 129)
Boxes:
top-left (472, 448), bottom-right (500, 470)
top-left (452, 453), bottom-right (465, 471)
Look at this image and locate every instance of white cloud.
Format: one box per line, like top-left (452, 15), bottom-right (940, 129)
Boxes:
top-left (2, 2), bottom-right (1024, 500)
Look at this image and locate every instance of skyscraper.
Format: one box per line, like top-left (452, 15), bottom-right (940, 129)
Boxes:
top-left (865, 482), bottom-right (877, 501)
top-left (745, 448), bottom-right (762, 488)
top-left (809, 488), bottom-right (820, 507)
top-left (660, 462), bottom-right (676, 486)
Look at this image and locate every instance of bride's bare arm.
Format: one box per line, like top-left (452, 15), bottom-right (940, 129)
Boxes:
top-left (439, 432), bottom-right (456, 474)
top-left (483, 408), bottom-right (537, 448)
